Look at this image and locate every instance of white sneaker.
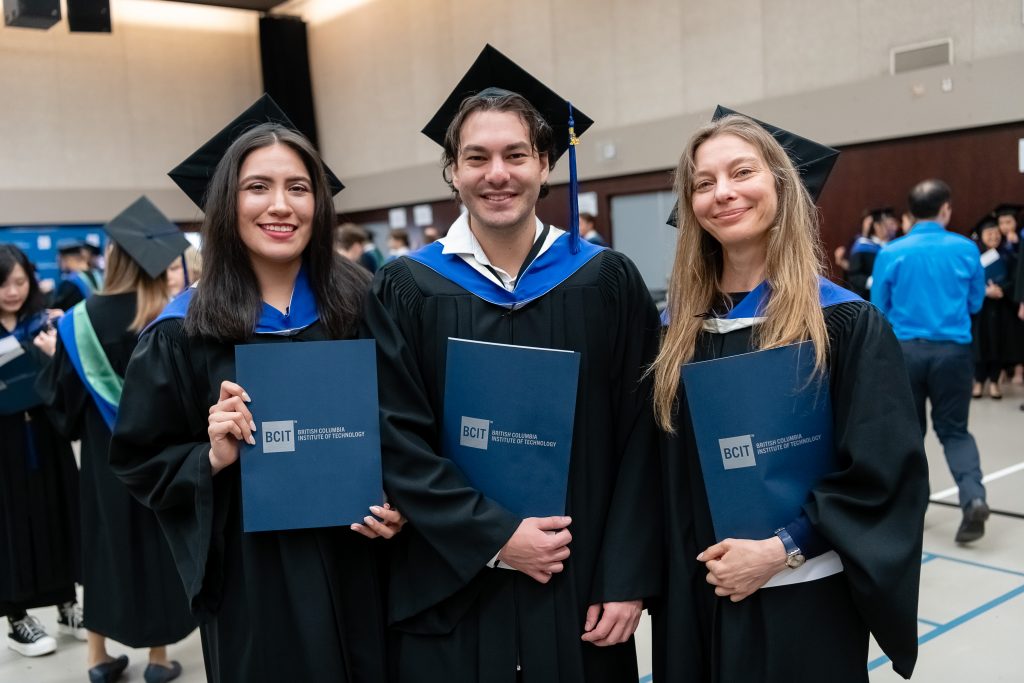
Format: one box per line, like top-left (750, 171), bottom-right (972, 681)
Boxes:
top-left (57, 601), bottom-right (87, 641)
top-left (7, 614), bottom-right (58, 657)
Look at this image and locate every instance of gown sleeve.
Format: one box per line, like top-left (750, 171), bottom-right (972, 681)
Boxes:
top-left (363, 262), bottom-right (522, 624)
top-left (587, 254), bottom-right (663, 606)
top-left (109, 320), bottom-right (222, 614)
top-left (807, 301), bottom-right (929, 678)
top-left (35, 333), bottom-right (89, 440)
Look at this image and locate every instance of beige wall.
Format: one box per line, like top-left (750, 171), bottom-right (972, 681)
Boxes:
top-left (0, 0), bottom-right (1021, 222)
top-left (311, 0), bottom-right (1024, 213)
top-left (0, 0), bottom-right (262, 223)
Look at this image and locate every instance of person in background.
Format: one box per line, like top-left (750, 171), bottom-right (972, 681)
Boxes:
top-left (164, 246), bottom-right (202, 296)
top-left (35, 197), bottom-right (196, 683)
top-left (992, 204), bottom-right (1024, 386)
top-left (422, 225), bottom-right (441, 245)
top-left (0, 244), bottom-right (83, 659)
top-left (52, 239), bottom-right (104, 311)
top-left (109, 104), bottom-right (402, 683)
top-left (651, 112), bottom-right (926, 683)
top-left (359, 229), bottom-right (385, 274)
top-left (335, 223), bottom-right (369, 265)
top-left (969, 217), bottom-right (1011, 400)
top-left (872, 179), bottom-right (989, 543)
top-left (579, 212), bottom-right (607, 246)
top-left (386, 228), bottom-right (411, 262)
top-left (844, 207), bottom-right (892, 299)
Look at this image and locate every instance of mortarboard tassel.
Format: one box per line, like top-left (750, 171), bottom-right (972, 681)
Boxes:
top-left (181, 253), bottom-right (190, 289)
top-left (567, 102), bottom-right (581, 255)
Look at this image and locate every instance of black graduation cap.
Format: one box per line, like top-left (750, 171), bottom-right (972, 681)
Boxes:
top-left (104, 196), bottom-right (190, 279)
top-left (992, 203), bottom-right (1023, 220)
top-left (666, 106), bottom-right (840, 227)
top-left (168, 94), bottom-right (344, 211)
top-left (971, 215), bottom-right (1000, 242)
top-left (56, 238), bottom-right (87, 255)
top-left (865, 206), bottom-right (895, 221)
top-left (421, 44), bottom-right (593, 162)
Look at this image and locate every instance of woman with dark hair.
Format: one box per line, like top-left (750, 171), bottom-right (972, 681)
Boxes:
top-left (108, 113), bottom-right (401, 683)
top-left (35, 197), bottom-right (197, 683)
top-left (649, 113), bottom-right (928, 682)
top-left (0, 244), bottom-right (82, 659)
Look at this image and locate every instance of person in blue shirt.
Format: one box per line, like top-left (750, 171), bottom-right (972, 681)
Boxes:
top-left (871, 179), bottom-right (989, 543)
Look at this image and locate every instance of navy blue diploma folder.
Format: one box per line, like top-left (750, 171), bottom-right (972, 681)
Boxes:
top-left (442, 338), bottom-right (580, 519)
top-left (0, 337), bottom-right (43, 416)
top-left (235, 339), bottom-right (383, 533)
top-left (681, 341), bottom-right (837, 542)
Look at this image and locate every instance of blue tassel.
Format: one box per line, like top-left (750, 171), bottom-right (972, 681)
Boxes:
top-left (567, 102), bottom-right (581, 255)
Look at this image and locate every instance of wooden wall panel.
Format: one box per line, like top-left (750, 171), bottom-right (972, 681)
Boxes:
top-left (339, 121), bottom-right (1024, 272)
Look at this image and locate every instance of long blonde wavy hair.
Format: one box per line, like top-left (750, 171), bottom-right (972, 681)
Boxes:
top-left (651, 114), bottom-right (829, 432)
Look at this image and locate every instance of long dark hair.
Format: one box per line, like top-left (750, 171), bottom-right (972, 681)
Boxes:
top-left (184, 123), bottom-right (370, 341)
top-left (0, 244), bottom-right (46, 321)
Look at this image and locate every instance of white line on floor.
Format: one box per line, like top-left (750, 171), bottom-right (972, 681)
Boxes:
top-left (930, 460), bottom-right (1024, 501)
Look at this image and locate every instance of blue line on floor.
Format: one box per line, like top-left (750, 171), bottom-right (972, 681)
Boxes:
top-left (917, 617), bottom-right (942, 627)
top-left (638, 674), bottom-right (653, 682)
top-left (922, 551), bottom-right (1024, 578)
top-left (868, 582), bottom-right (1024, 671)
top-left (921, 552), bottom-right (938, 564)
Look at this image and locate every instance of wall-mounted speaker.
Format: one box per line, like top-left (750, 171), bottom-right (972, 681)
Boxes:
top-left (259, 15), bottom-right (319, 149)
top-left (3, 0), bottom-right (60, 29)
top-left (67, 0), bottom-right (111, 33)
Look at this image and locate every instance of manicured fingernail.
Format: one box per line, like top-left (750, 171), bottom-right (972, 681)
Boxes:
top-left (247, 435), bottom-right (256, 445)
top-left (350, 524), bottom-right (359, 531)
top-left (249, 421), bottom-right (257, 432)
top-left (242, 392), bottom-right (252, 402)
top-left (696, 553), bottom-right (704, 561)
top-left (364, 516), bottom-right (374, 524)
top-left (370, 506), bottom-right (383, 514)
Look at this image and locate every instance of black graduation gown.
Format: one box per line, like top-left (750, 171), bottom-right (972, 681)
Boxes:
top-left (109, 319), bottom-right (388, 683)
top-left (972, 276), bottom-right (1012, 366)
top-left (0, 332), bottom-right (79, 616)
top-left (36, 293), bottom-right (196, 646)
top-left (51, 270), bottom-right (101, 311)
top-left (652, 301), bottom-right (929, 683)
top-left (844, 248), bottom-right (877, 300)
top-left (363, 251), bottom-right (662, 683)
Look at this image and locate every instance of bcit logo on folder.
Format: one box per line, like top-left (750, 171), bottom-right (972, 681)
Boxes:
top-left (718, 434), bottom-right (756, 469)
top-left (460, 416), bottom-right (490, 449)
top-left (262, 420), bottom-right (296, 453)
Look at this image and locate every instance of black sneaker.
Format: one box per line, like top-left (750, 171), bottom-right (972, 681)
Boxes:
top-left (955, 498), bottom-right (990, 544)
top-left (57, 601), bottom-right (86, 640)
top-left (6, 614), bottom-right (57, 657)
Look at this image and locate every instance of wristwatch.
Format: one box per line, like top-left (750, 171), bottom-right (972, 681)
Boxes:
top-left (774, 527), bottom-right (806, 569)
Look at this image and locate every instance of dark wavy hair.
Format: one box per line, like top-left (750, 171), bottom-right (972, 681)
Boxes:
top-left (441, 91), bottom-right (556, 199)
top-left (0, 244), bottom-right (46, 321)
top-left (184, 123), bottom-right (370, 342)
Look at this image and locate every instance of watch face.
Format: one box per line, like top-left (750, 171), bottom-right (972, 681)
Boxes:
top-left (786, 553), bottom-right (806, 569)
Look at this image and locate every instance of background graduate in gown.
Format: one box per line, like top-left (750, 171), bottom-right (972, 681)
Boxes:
top-left (649, 112), bottom-right (929, 682)
top-left (0, 244), bottom-right (82, 658)
top-left (35, 197), bottom-right (197, 683)
top-left (364, 45), bottom-right (661, 682)
top-left (969, 216), bottom-right (1013, 400)
top-left (108, 98), bottom-right (403, 683)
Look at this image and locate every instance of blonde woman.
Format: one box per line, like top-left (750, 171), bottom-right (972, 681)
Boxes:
top-left (36, 199), bottom-right (196, 683)
top-left (649, 113), bottom-right (928, 682)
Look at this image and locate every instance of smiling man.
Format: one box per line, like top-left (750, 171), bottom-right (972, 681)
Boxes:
top-left (364, 45), bottom-right (661, 682)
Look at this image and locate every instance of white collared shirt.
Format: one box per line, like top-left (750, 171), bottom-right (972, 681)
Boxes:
top-left (438, 213), bottom-right (564, 291)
